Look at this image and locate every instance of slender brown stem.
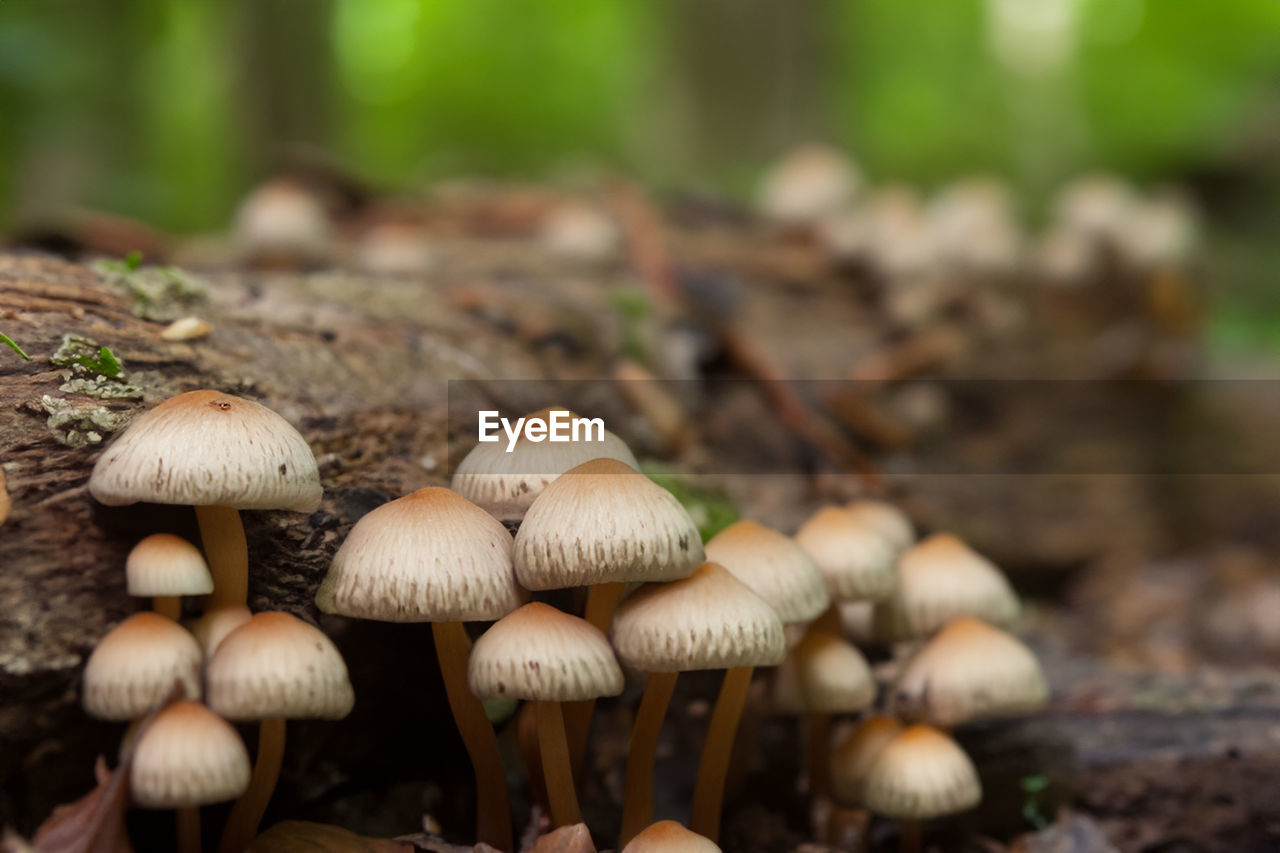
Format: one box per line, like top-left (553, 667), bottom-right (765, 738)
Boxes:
top-left (154, 596), bottom-right (181, 621)
top-left (177, 805), bottom-right (201, 853)
top-left (535, 700), bottom-right (582, 827)
top-left (809, 603), bottom-right (841, 638)
top-left (689, 666), bottom-right (753, 842)
top-left (900, 819), bottom-right (921, 853)
top-left (618, 670), bottom-right (679, 847)
top-left (808, 712), bottom-right (832, 799)
top-left (195, 505), bottom-right (248, 610)
top-left (218, 717), bottom-right (285, 853)
top-left (565, 581), bottom-right (627, 777)
top-left (518, 701), bottom-right (549, 818)
top-left (432, 621), bottom-right (513, 852)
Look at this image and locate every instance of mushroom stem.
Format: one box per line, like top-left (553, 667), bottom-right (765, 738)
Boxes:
top-left (810, 602), bottom-right (841, 637)
top-left (807, 712), bottom-right (832, 798)
top-left (517, 701), bottom-right (550, 817)
top-left (218, 717), bottom-right (285, 853)
top-left (177, 806), bottom-right (201, 853)
top-left (195, 505), bottom-right (248, 610)
top-left (432, 620), bottom-right (512, 852)
top-left (564, 581), bottom-right (627, 776)
top-left (534, 700), bottom-right (582, 827)
top-left (618, 670), bottom-right (679, 847)
top-left (689, 665), bottom-right (753, 842)
top-left (900, 819), bottom-right (922, 853)
top-left (154, 596), bottom-right (182, 621)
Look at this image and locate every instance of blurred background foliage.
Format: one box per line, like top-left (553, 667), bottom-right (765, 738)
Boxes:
top-left (3, 0), bottom-right (1280, 349)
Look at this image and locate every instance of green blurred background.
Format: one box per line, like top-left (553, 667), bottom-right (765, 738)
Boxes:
top-left (3, 0), bottom-right (1280, 349)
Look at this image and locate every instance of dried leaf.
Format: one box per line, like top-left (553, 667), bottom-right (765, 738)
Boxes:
top-left (29, 757), bottom-right (132, 853)
top-left (250, 821), bottom-right (412, 853)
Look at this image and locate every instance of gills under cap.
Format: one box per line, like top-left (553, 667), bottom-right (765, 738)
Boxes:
top-left (705, 519), bottom-right (830, 624)
top-left (468, 602), bottom-right (623, 702)
top-left (514, 458), bottom-right (704, 590)
top-left (830, 716), bottom-right (904, 807)
top-left (317, 487), bottom-right (525, 622)
top-left (126, 533), bottom-right (213, 598)
top-left (794, 506), bottom-right (898, 602)
top-left (83, 612), bottom-right (202, 720)
top-left (130, 701), bottom-right (251, 808)
top-left (89, 390), bottom-right (321, 512)
top-left (621, 820), bottom-right (722, 853)
top-left (452, 406), bottom-right (639, 522)
top-left (206, 611), bottom-right (354, 720)
top-left (862, 725), bottom-right (982, 819)
top-left (611, 562), bottom-right (785, 673)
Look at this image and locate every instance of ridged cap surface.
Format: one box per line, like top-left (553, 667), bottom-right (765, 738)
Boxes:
top-left (830, 715), bottom-right (903, 806)
top-left (126, 534), bottom-right (213, 598)
top-left (130, 701), bottom-right (251, 808)
top-left (468, 602), bottom-right (623, 701)
top-left (317, 487), bottom-right (525, 622)
top-left (863, 725), bottom-right (982, 819)
top-left (771, 631), bottom-right (875, 714)
top-left (89, 390), bottom-right (321, 511)
top-left (611, 562), bottom-right (785, 672)
top-left (83, 613), bottom-right (202, 720)
top-left (452, 407), bottom-right (639, 522)
top-left (514, 459), bottom-right (703, 590)
top-left (844, 500), bottom-right (915, 553)
top-left (705, 520), bottom-right (830, 624)
top-left (206, 611), bottom-right (354, 720)
top-left (621, 820), bottom-right (722, 853)
top-left (795, 507), bottom-right (897, 602)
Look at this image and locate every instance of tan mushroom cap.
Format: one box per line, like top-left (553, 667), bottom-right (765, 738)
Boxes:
top-left (705, 520), bottom-right (830, 624)
top-left (452, 407), bottom-right (640, 522)
top-left (83, 613), bottom-right (202, 720)
top-left (130, 701), bottom-right (251, 808)
top-left (771, 631), bottom-right (875, 714)
top-left (316, 487), bottom-right (525, 622)
top-left (873, 533), bottom-right (1020, 642)
top-left (126, 534), bottom-right (213, 598)
top-left (621, 820), bottom-right (722, 853)
top-left (514, 458), bottom-right (704, 590)
top-left (89, 390), bottom-right (321, 512)
top-left (206, 611), bottom-right (354, 721)
top-left (863, 725), bottom-right (982, 819)
top-left (188, 605), bottom-right (252, 661)
top-left (890, 616), bottom-right (1048, 727)
top-left (612, 562), bottom-right (785, 672)
top-left (830, 715), bottom-right (904, 806)
top-left (794, 506), bottom-right (897, 602)
top-left (844, 500), bottom-right (915, 553)
top-left (468, 602), bottom-right (623, 702)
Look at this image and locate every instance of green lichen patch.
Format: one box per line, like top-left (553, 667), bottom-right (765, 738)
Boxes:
top-left (41, 395), bottom-right (131, 447)
top-left (94, 258), bottom-right (207, 321)
top-left (50, 335), bottom-right (142, 400)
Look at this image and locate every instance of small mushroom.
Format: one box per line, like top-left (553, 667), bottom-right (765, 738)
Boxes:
top-left (705, 520), bottom-right (830, 625)
top-left (621, 820), bottom-right (721, 853)
top-left (828, 715), bottom-right (903, 850)
top-left (126, 534), bottom-right (213, 620)
top-left (83, 612), bottom-right (203, 720)
top-left (843, 500), bottom-right (915, 555)
top-left (795, 506), bottom-right (898, 606)
top-left (189, 605), bottom-right (253, 661)
top-left (160, 317), bottom-right (212, 342)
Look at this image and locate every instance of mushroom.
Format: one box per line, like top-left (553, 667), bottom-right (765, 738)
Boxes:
top-left (828, 716), bottom-right (903, 850)
top-left (452, 407), bottom-right (638, 524)
top-left (82, 612), bottom-right (203, 720)
top-left (126, 534), bottom-right (214, 620)
top-left (206, 611), bottom-right (354, 853)
top-left (131, 700), bottom-right (252, 853)
top-left (872, 533), bottom-right (1020, 642)
top-left (862, 725), bottom-right (982, 853)
top-left (612, 562), bottom-right (785, 844)
top-left (189, 605), bottom-right (253, 661)
top-left (468, 602), bottom-right (623, 828)
top-left (316, 486), bottom-right (524, 851)
top-left (842, 500), bottom-right (915, 555)
top-left (890, 616), bottom-right (1048, 728)
top-left (756, 143), bottom-right (860, 229)
top-left (795, 506), bottom-right (898, 613)
top-left (89, 390), bottom-right (321, 611)
top-left (620, 820), bottom-right (721, 853)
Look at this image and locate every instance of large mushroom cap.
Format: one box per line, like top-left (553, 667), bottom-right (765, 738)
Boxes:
top-left (873, 533), bottom-right (1020, 642)
top-left (130, 701), bottom-right (251, 808)
top-left (83, 612), bottom-right (202, 720)
top-left (206, 611), bottom-right (354, 720)
top-left (513, 458), bottom-right (704, 590)
top-left (795, 506), bottom-right (898, 602)
top-left (89, 390), bottom-right (321, 512)
top-left (843, 500), bottom-right (915, 553)
top-left (468, 602), bottom-right (623, 702)
top-left (891, 616), bottom-right (1048, 727)
top-left (705, 520), bottom-right (830, 624)
top-left (126, 533), bottom-right (213, 598)
top-left (863, 725), bottom-right (982, 820)
top-left (830, 715), bottom-right (903, 806)
top-left (317, 487), bottom-right (525, 622)
top-left (621, 820), bottom-right (722, 853)
top-left (452, 407), bottom-right (639, 522)
top-left (612, 562), bottom-right (785, 672)
top-left (771, 631), bottom-right (875, 715)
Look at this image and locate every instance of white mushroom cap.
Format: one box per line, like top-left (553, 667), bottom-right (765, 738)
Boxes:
top-left (830, 715), bottom-right (904, 807)
top-left (468, 602), bottom-right (623, 702)
top-left (232, 178), bottom-right (332, 265)
top-left (863, 725), bottom-right (982, 820)
top-left (513, 458), bottom-right (704, 590)
top-left (843, 500), bottom-right (915, 554)
top-left (89, 390), bottom-right (321, 512)
top-left (83, 613), bottom-right (202, 720)
top-left (125, 534), bottom-right (213, 598)
top-left (705, 520), bottom-right (830, 625)
top-left (188, 605), bottom-right (253, 661)
top-left (130, 701), bottom-right (251, 808)
top-left (621, 820), bottom-right (722, 853)
top-left (873, 533), bottom-right (1020, 642)
top-left (316, 487), bottom-right (525, 622)
top-left (206, 611), bottom-right (354, 721)
top-left (771, 630), bottom-right (875, 715)
top-left (452, 407), bottom-right (639, 523)
top-left (757, 144), bottom-right (860, 227)
top-left (794, 507), bottom-right (898, 602)
top-left (890, 616), bottom-right (1048, 727)
top-left (611, 562), bottom-right (785, 672)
